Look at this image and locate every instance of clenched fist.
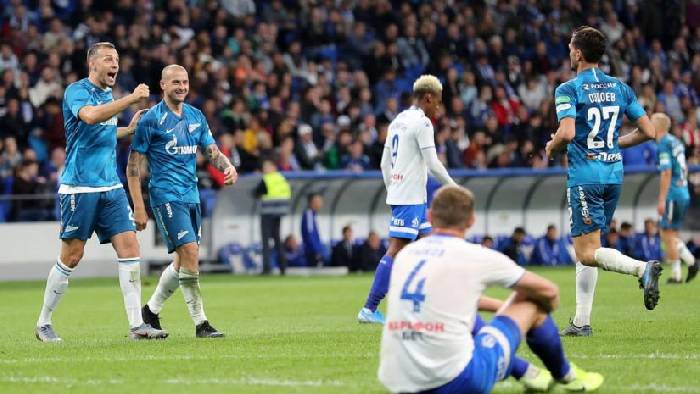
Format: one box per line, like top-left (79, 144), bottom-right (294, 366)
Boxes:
top-left (131, 84), bottom-right (150, 102)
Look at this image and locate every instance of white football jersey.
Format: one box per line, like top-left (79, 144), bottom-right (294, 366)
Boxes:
top-left (378, 235), bottom-right (525, 393)
top-left (384, 106), bottom-right (436, 205)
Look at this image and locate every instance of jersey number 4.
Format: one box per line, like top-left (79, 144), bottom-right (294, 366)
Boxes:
top-left (587, 105), bottom-right (619, 149)
top-left (401, 259), bottom-right (427, 313)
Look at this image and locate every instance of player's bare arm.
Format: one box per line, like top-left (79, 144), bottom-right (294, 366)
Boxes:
top-left (126, 150), bottom-right (148, 231)
top-left (511, 271), bottom-right (560, 313)
top-left (206, 144), bottom-right (238, 185)
top-left (619, 115), bottom-right (655, 148)
top-left (478, 295), bottom-right (504, 312)
top-left (545, 117), bottom-right (575, 157)
top-left (657, 168), bottom-right (672, 216)
top-left (117, 109), bottom-right (147, 138)
top-left (79, 84), bottom-right (150, 125)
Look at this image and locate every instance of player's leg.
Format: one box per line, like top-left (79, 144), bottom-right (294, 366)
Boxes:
top-left (142, 204), bottom-right (181, 329)
top-left (661, 228), bottom-right (682, 283)
top-left (359, 204), bottom-right (426, 323)
top-left (36, 193), bottom-right (96, 342)
top-left (273, 216), bottom-right (285, 275)
top-left (102, 189), bottom-right (167, 339)
top-left (496, 293), bottom-right (604, 391)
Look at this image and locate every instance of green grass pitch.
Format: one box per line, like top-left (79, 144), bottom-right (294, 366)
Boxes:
top-left (1, 268), bottom-right (699, 394)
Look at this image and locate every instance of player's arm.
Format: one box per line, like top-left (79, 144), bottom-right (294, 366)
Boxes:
top-left (116, 109), bottom-right (147, 138)
top-left (78, 84), bottom-right (149, 125)
top-left (511, 271), bottom-right (560, 313)
top-left (546, 117), bottom-right (575, 156)
top-left (126, 150), bottom-right (148, 231)
top-left (417, 119), bottom-right (456, 185)
top-left (657, 145), bottom-right (672, 216)
top-left (619, 115), bottom-right (655, 148)
top-left (380, 145), bottom-right (392, 189)
top-left (478, 296), bottom-right (504, 312)
top-left (205, 144), bottom-right (238, 186)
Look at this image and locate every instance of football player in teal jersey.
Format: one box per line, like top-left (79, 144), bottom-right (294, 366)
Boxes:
top-left (35, 42), bottom-right (167, 342)
top-left (652, 113), bottom-right (697, 283)
top-left (127, 65), bottom-right (237, 338)
top-left (546, 27), bottom-right (659, 337)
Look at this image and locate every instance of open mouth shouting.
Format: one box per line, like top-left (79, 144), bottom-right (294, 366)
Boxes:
top-left (105, 71), bottom-right (117, 85)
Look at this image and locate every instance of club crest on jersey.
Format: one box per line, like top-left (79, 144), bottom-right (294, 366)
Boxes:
top-left (411, 216), bottom-right (420, 228)
top-left (165, 135), bottom-right (198, 155)
top-left (188, 123), bottom-right (201, 133)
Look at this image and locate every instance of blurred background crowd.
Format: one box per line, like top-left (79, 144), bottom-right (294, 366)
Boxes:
top-left (0, 1), bottom-right (698, 255)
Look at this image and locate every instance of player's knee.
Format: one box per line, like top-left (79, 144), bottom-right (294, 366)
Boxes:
top-left (578, 250), bottom-right (597, 266)
top-left (177, 243), bottom-right (199, 266)
top-left (61, 249), bottom-right (83, 268)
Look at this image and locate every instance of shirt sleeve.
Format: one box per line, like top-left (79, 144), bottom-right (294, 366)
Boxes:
top-left (199, 114), bottom-right (216, 148)
top-left (65, 83), bottom-right (92, 119)
top-left (554, 83), bottom-right (577, 121)
top-left (482, 249), bottom-right (526, 288)
top-left (623, 83), bottom-right (645, 121)
top-left (131, 115), bottom-right (152, 154)
top-left (657, 140), bottom-right (672, 171)
top-left (416, 116), bottom-right (435, 149)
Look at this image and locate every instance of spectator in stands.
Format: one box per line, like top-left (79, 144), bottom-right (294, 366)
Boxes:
top-left (480, 235), bottom-right (495, 250)
top-left (254, 160), bottom-right (291, 275)
top-left (635, 218), bottom-right (662, 261)
top-left (501, 227), bottom-right (528, 266)
top-left (301, 193), bottom-right (324, 267)
top-left (10, 159), bottom-right (50, 221)
top-left (618, 221), bottom-right (636, 256)
top-left (357, 231), bottom-right (386, 272)
top-left (283, 234), bottom-right (307, 268)
top-left (295, 124), bottom-right (323, 171)
top-left (529, 225), bottom-right (573, 266)
top-left (331, 225), bottom-right (356, 268)
top-left (341, 139), bottom-right (370, 172)
top-left (605, 229), bottom-right (620, 254)
top-left (0, 136), bottom-right (21, 178)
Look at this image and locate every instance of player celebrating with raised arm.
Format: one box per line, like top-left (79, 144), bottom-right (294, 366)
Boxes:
top-left (379, 186), bottom-right (603, 393)
top-left (358, 75), bottom-right (456, 324)
top-left (35, 42), bottom-right (167, 342)
top-left (545, 27), bottom-right (660, 337)
top-left (128, 65), bottom-right (237, 338)
top-left (653, 113), bottom-right (698, 283)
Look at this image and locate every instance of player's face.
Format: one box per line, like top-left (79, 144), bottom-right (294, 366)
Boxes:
top-left (162, 70), bottom-right (189, 103)
top-left (569, 39), bottom-right (580, 70)
top-left (425, 92), bottom-right (443, 119)
top-left (90, 48), bottom-right (119, 87)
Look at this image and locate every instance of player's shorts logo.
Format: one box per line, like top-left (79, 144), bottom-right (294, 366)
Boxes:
top-left (577, 186), bottom-right (592, 225)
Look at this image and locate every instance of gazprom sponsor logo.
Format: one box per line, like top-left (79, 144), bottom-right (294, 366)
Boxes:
top-left (165, 135), bottom-right (198, 155)
top-left (586, 152), bottom-right (622, 162)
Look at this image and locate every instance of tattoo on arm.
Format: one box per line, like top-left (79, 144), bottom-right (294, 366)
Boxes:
top-left (206, 145), bottom-right (231, 172)
top-left (127, 152), bottom-right (142, 177)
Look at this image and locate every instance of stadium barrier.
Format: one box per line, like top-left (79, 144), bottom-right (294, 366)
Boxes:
top-left (0, 165), bottom-right (697, 280)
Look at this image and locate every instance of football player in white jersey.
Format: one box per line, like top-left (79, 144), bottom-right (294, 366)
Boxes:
top-left (358, 75), bottom-right (456, 324)
top-left (379, 186), bottom-right (604, 393)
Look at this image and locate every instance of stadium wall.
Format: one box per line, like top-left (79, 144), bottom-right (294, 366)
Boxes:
top-left (1, 165), bottom-right (697, 280)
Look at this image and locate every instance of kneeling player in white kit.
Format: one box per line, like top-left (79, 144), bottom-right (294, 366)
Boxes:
top-left (379, 186), bottom-right (604, 393)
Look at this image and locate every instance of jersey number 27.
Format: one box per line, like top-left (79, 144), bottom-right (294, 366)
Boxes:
top-left (587, 105), bottom-right (619, 149)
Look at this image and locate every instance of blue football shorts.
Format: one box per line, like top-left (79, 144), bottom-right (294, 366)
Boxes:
top-left (59, 188), bottom-right (136, 244)
top-left (659, 197), bottom-right (690, 230)
top-left (388, 204), bottom-right (431, 240)
top-left (152, 201), bottom-right (201, 253)
top-left (430, 316), bottom-right (521, 394)
top-left (567, 184), bottom-right (621, 237)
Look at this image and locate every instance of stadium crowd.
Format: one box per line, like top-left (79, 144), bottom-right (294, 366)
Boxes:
top-left (0, 0), bottom-right (699, 223)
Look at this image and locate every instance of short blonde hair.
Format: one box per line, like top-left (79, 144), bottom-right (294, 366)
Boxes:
top-left (430, 185), bottom-right (475, 229)
top-left (651, 112), bottom-right (671, 133)
top-left (413, 74), bottom-right (442, 98)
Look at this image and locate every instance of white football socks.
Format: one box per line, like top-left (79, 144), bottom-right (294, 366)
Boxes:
top-left (147, 262), bottom-right (179, 314)
top-left (594, 248), bottom-right (646, 277)
top-left (179, 268), bottom-right (207, 325)
top-left (37, 258), bottom-right (73, 327)
top-left (677, 239), bottom-right (695, 266)
top-left (670, 260), bottom-right (682, 281)
top-left (573, 262), bottom-right (598, 327)
top-left (118, 258), bottom-right (144, 329)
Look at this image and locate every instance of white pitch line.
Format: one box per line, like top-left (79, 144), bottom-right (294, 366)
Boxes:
top-left (0, 352), bottom-right (374, 364)
top-left (0, 375), bottom-right (344, 387)
top-left (570, 353), bottom-right (700, 360)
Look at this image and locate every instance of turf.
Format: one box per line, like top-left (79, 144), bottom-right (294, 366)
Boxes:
top-left (1, 267), bottom-right (699, 394)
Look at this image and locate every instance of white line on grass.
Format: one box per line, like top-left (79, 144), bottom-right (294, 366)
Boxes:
top-left (570, 352), bottom-right (700, 360)
top-left (0, 375), bottom-right (344, 388)
top-left (0, 352), bottom-right (374, 364)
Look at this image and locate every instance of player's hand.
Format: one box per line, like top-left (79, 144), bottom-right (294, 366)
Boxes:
top-left (223, 166), bottom-right (238, 185)
top-left (134, 208), bottom-right (148, 231)
top-left (657, 201), bottom-right (666, 217)
top-left (131, 84), bottom-right (150, 102)
top-left (127, 109), bottom-right (147, 135)
top-left (545, 138), bottom-right (554, 158)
